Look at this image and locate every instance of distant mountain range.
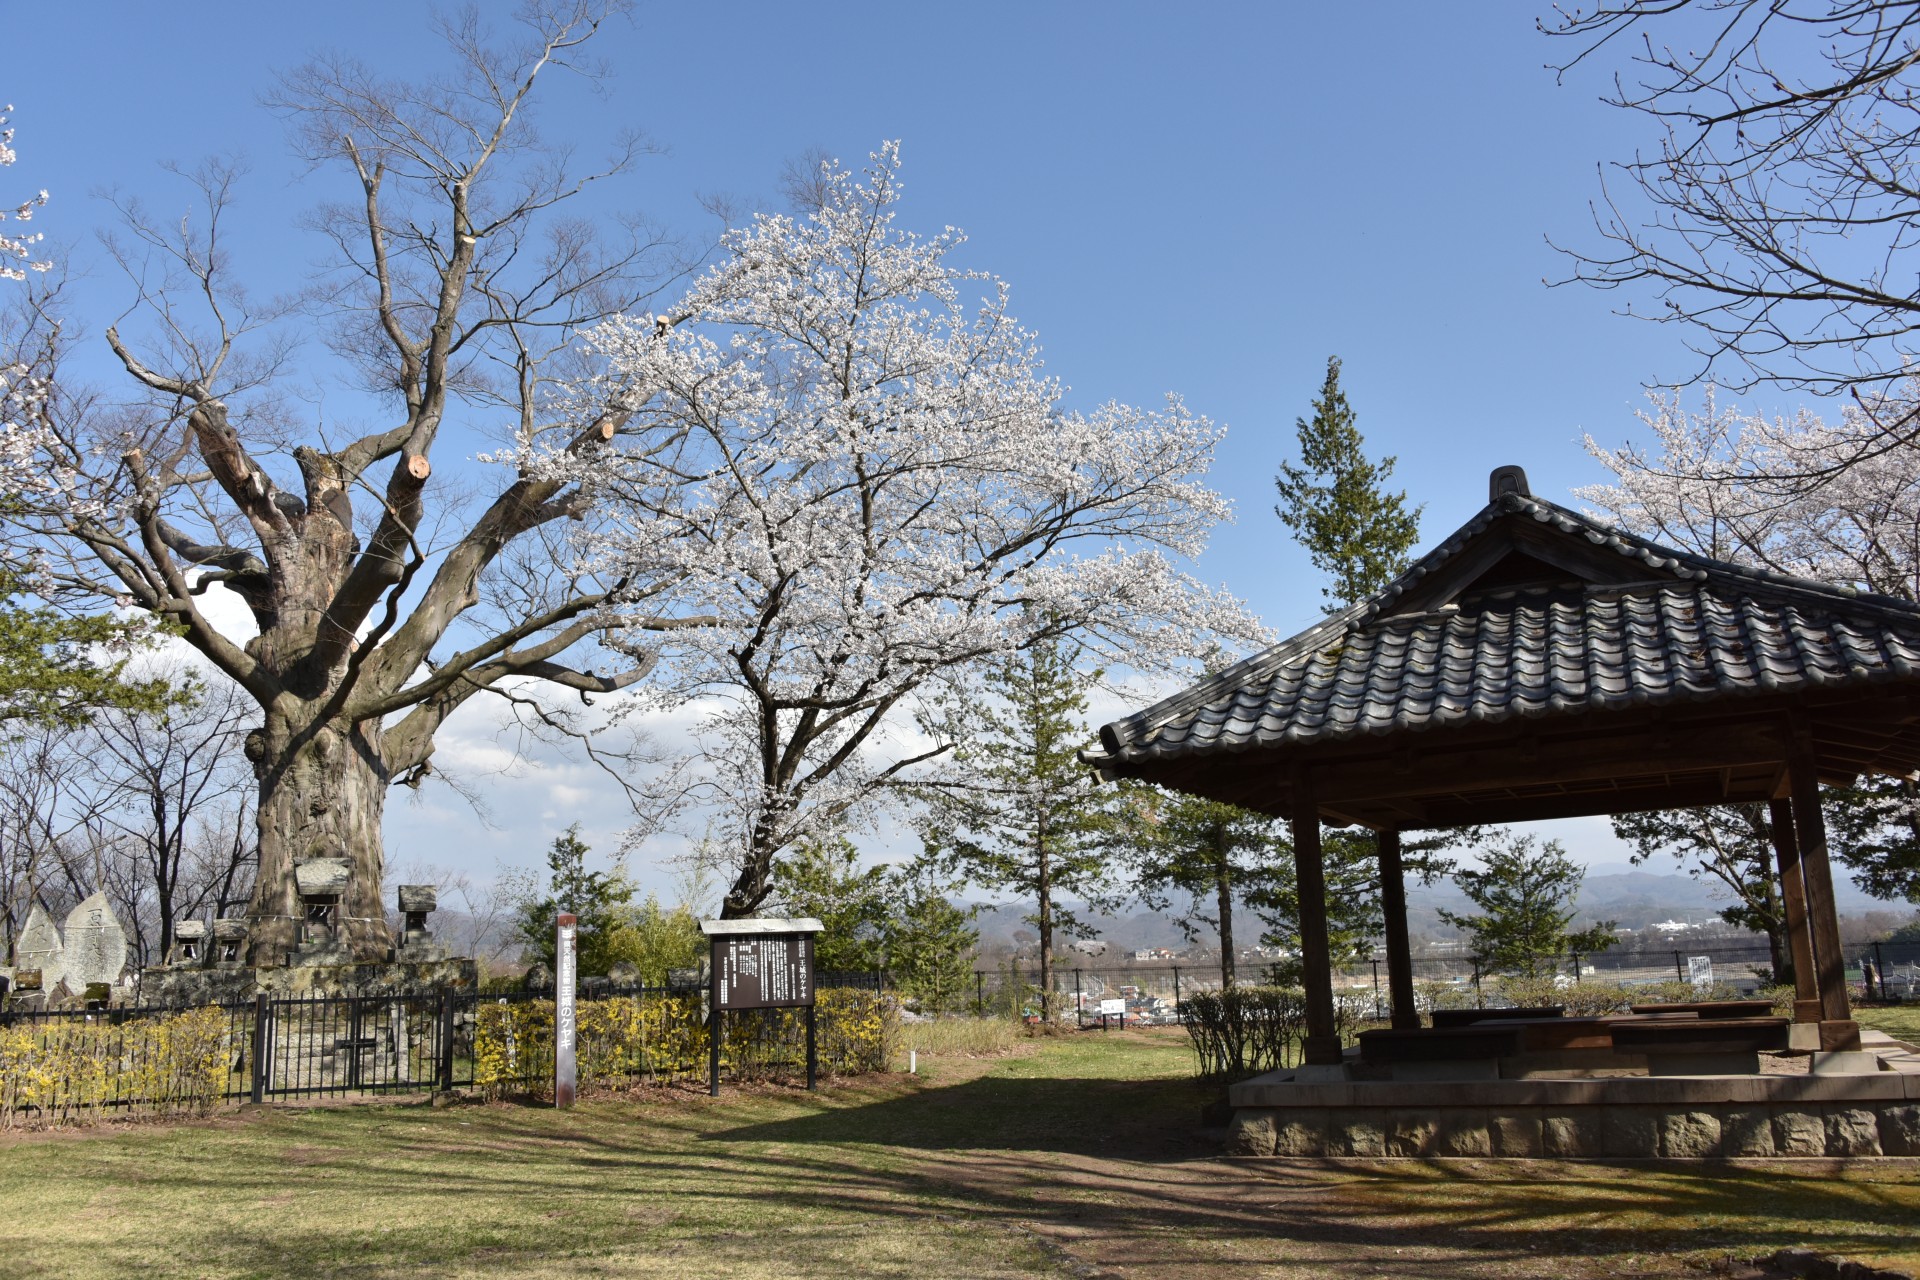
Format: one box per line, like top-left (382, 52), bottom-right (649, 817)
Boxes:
top-left (965, 869), bottom-right (1907, 958)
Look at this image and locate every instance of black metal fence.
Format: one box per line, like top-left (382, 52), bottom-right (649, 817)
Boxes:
top-left (0, 973), bottom-right (894, 1120)
top-left (970, 940), bottom-right (1920, 1026)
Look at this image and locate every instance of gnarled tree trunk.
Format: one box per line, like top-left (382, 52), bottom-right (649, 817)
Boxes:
top-left (245, 713), bottom-right (392, 966)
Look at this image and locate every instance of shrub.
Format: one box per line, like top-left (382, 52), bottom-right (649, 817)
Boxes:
top-left (0, 1006), bottom-right (234, 1128)
top-left (1180, 986), bottom-right (1306, 1080)
top-left (471, 987), bottom-right (896, 1099)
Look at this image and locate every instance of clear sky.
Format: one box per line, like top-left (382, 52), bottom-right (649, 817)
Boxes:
top-left (10, 2), bottom-right (1751, 895)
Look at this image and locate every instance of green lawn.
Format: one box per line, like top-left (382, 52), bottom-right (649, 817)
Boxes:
top-left (1858, 1002), bottom-right (1920, 1046)
top-left (3, 1026), bottom-right (1918, 1280)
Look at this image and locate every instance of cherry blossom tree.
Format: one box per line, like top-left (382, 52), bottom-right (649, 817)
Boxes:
top-left (1581, 388), bottom-right (1920, 601)
top-left (0, 106), bottom-right (49, 283)
top-left (567, 145), bottom-right (1264, 917)
top-left (0, 3), bottom-right (688, 963)
top-left (1583, 390), bottom-right (1920, 905)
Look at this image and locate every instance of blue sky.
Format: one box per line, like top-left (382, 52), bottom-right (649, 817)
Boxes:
top-left (10, 3), bottom-right (1752, 894)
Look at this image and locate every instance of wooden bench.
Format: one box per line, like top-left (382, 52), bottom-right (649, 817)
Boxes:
top-left (1358, 1025), bottom-right (1519, 1063)
top-left (1608, 1015), bottom-right (1789, 1075)
top-left (1430, 1006), bottom-right (1564, 1028)
top-left (1628, 999), bottom-right (1773, 1019)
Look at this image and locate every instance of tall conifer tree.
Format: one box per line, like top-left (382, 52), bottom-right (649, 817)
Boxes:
top-left (925, 637), bottom-right (1115, 1020)
top-left (1274, 357), bottom-right (1422, 613)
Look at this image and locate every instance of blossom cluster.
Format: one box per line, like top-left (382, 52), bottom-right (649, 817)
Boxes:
top-left (0, 107), bottom-right (49, 282)
top-left (542, 143), bottom-right (1264, 869)
top-left (1581, 386), bottom-right (1920, 602)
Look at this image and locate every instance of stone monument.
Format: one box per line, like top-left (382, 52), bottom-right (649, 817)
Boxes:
top-left (60, 891), bottom-right (129, 991)
top-left (14, 903), bottom-right (65, 991)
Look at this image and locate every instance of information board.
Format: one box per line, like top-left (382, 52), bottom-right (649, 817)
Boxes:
top-left (712, 932), bottom-right (814, 1009)
top-left (1098, 997), bottom-right (1125, 1017)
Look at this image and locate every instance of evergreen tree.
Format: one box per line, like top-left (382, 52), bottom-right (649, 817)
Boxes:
top-left (0, 567), bottom-right (176, 733)
top-left (1274, 356), bottom-right (1422, 613)
top-left (515, 825), bottom-right (634, 976)
top-left (769, 836), bottom-right (891, 973)
top-left (1126, 786), bottom-right (1283, 990)
top-left (1439, 832), bottom-right (1617, 979)
top-left (1267, 358), bottom-right (1431, 986)
top-left (925, 637), bottom-right (1116, 1020)
top-left (884, 859), bottom-right (979, 1014)
top-left (1248, 828), bottom-right (1386, 979)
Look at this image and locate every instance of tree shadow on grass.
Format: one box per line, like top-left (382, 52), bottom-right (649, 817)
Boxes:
top-left (704, 1070), bottom-right (1219, 1157)
top-left (16, 1074), bottom-right (1920, 1279)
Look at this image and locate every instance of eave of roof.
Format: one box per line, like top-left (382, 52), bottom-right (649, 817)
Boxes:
top-left (1092, 478), bottom-right (1920, 769)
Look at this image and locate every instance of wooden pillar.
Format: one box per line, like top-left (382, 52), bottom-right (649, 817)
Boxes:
top-left (1289, 767), bottom-right (1342, 1066)
top-left (1376, 828), bottom-right (1419, 1030)
top-left (1786, 744), bottom-right (1857, 1045)
top-left (1766, 797), bottom-right (1821, 1025)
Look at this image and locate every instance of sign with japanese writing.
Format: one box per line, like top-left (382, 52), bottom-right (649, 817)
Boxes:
top-left (1099, 998), bottom-right (1125, 1017)
top-left (555, 914), bottom-right (577, 1107)
top-left (711, 931), bottom-right (814, 1009)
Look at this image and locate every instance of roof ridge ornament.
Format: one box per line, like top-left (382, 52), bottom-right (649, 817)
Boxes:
top-left (1489, 465), bottom-right (1530, 502)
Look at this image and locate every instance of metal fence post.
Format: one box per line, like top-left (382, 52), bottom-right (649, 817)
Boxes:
top-left (1074, 969), bottom-right (1083, 1029)
top-left (1673, 950), bottom-right (1685, 983)
top-left (346, 997), bottom-right (364, 1092)
top-left (250, 994), bottom-right (270, 1104)
top-left (1470, 961), bottom-right (1483, 1010)
top-left (1571, 952), bottom-right (1582, 985)
top-left (1874, 942), bottom-right (1888, 1001)
top-left (805, 1004), bottom-right (818, 1090)
top-left (975, 971), bottom-right (984, 1017)
top-left (1172, 967), bottom-right (1181, 1021)
top-left (436, 989), bottom-right (455, 1092)
top-left (1370, 959), bottom-right (1382, 1019)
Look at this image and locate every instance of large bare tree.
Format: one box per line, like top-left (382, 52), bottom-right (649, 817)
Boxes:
top-left (1549, 0), bottom-right (1920, 470)
top-left (0, 2), bottom-right (685, 963)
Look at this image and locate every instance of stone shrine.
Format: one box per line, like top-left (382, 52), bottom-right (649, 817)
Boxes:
top-left (136, 884), bottom-right (475, 1006)
top-left (394, 885), bottom-right (447, 961)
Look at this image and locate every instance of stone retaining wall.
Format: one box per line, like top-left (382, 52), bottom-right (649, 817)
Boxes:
top-left (1226, 1070), bottom-right (1920, 1159)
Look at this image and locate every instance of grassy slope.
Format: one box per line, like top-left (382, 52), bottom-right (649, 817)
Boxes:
top-left (4, 1026), bottom-right (1920, 1279)
top-left (0, 1033), bottom-right (1190, 1280)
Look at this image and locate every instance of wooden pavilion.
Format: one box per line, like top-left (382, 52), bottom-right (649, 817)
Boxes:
top-left (1086, 466), bottom-right (1920, 1067)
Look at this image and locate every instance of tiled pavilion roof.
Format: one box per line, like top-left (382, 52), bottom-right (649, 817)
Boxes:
top-left (1087, 467), bottom-right (1920, 827)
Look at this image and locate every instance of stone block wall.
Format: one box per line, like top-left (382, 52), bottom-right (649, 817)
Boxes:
top-left (1224, 1071), bottom-right (1920, 1160)
top-left (1229, 1100), bottom-right (1920, 1158)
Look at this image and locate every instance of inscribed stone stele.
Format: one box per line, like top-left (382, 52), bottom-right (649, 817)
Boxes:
top-left (60, 891), bottom-right (128, 987)
top-left (14, 902), bottom-right (65, 989)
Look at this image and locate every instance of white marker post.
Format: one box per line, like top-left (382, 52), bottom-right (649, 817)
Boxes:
top-left (555, 913), bottom-right (577, 1108)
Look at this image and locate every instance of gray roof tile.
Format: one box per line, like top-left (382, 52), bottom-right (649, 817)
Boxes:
top-left (1095, 491), bottom-right (1920, 766)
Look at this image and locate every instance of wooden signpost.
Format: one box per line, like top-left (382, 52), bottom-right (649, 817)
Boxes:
top-left (700, 917), bottom-right (824, 1096)
top-left (555, 913), bottom-right (577, 1108)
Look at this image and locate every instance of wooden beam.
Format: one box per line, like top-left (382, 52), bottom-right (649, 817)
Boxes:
top-left (1377, 829), bottom-right (1419, 1031)
top-left (1289, 767), bottom-right (1342, 1066)
top-left (1767, 797), bottom-right (1821, 1024)
top-left (1788, 733), bottom-right (1856, 1039)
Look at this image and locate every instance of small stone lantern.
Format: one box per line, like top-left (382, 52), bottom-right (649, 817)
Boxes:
top-left (394, 885), bottom-right (445, 961)
top-left (210, 918), bottom-right (249, 968)
top-left (170, 919), bottom-right (207, 968)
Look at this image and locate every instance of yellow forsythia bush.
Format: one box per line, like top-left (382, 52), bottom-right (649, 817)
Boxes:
top-left (471, 988), bottom-right (897, 1099)
top-left (0, 1006), bottom-right (234, 1128)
